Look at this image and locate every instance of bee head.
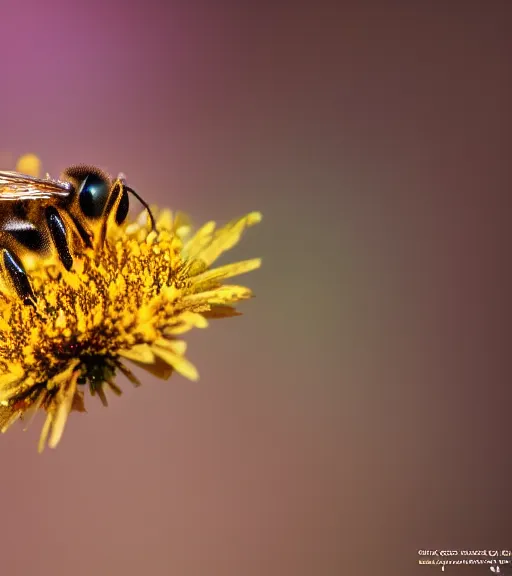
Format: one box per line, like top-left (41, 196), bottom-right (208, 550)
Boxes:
top-left (62, 165), bottom-right (154, 249)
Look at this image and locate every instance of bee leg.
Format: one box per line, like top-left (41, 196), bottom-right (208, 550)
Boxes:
top-left (45, 206), bottom-right (73, 271)
top-left (2, 248), bottom-right (35, 305)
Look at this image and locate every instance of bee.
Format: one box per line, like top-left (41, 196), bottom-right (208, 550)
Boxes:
top-left (0, 165), bottom-right (155, 304)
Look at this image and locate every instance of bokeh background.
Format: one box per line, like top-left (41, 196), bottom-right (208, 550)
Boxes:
top-left (1, 2), bottom-right (512, 575)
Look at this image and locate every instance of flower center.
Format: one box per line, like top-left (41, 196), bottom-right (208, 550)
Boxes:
top-left (77, 354), bottom-right (116, 387)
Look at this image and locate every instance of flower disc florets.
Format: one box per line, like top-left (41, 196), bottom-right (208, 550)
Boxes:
top-left (0, 208), bottom-right (261, 451)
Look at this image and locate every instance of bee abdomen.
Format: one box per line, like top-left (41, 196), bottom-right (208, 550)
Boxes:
top-left (4, 222), bottom-right (47, 253)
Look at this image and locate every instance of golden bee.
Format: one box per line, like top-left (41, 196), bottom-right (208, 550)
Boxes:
top-left (0, 165), bottom-right (154, 303)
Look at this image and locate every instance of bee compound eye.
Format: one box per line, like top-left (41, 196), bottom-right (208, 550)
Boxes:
top-left (79, 174), bottom-right (110, 218)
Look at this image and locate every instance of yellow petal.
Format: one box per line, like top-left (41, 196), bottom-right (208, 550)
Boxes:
top-left (48, 371), bottom-right (79, 449)
top-left (0, 405), bottom-right (21, 433)
top-left (0, 367), bottom-right (24, 388)
top-left (180, 285), bottom-right (253, 307)
top-left (71, 390), bottom-right (87, 413)
top-left (155, 209), bottom-right (173, 231)
top-left (195, 212), bottom-right (262, 266)
top-left (163, 324), bottom-right (194, 336)
top-left (191, 258), bottom-right (261, 284)
top-left (126, 356), bottom-right (174, 380)
top-left (38, 413), bottom-right (53, 454)
top-left (179, 311), bottom-right (209, 328)
top-left (173, 210), bottom-right (191, 233)
top-left (0, 368), bottom-right (25, 402)
top-left (202, 305), bottom-right (242, 319)
top-left (49, 360), bottom-right (80, 386)
top-left (184, 221), bottom-right (216, 259)
top-left (162, 311), bottom-right (210, 335)
top-left (22, 391), bottom-right (47, 431)
top-left (151, 346), bottom-right (199, 381)
top-left (118, 344), bottom-right (155, 364)
top-left (154, 338), bottom-right (187, 355)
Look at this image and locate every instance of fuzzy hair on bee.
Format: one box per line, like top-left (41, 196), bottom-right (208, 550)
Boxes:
top-left (0, 166), bottom-right (155, 304)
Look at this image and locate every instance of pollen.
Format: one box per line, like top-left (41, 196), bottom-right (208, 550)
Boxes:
top-left (0, 197), bottom-right (261, 452)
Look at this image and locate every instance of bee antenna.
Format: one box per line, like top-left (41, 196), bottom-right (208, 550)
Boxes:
top-left (124, 185), bottom-right (156, 231)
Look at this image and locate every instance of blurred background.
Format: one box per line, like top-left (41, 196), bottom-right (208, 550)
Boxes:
top-left (1, 2), bottom-right (512, 575)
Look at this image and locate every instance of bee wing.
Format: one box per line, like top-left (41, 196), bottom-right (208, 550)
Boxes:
top-left (0, 171), bottom-right (72, 201)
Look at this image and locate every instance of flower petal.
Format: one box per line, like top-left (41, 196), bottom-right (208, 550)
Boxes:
top-left (71, 390), bottom-right (87, 413)
top-left (180, 285), bottom-right (254, 307)
top-left (0, 366), bottom-right (25, 402)
top-left (193, 212), bottom-right (262, 266)
top-left (191, 258), bottom-right (261, 285)
top-left (202, 305), bottom-right (242, 319)
top-left (118, 344), bottom-right (155, 364)
top-left (178, 311), bottom-right (209, 329)
top-left (151, 346), bottom-right (199, 382)
top-left (126, 356), bottom-right (174, 380)
top-left (0, 405), bottom-right (21, 433)
top-left (160, 311), bottom-right (209, 336)
top-left (38, 413), bottom-right (53, 454)
top-left (183, 221), bottom-right (216, 259)
top-left (22, 391), bottom-right (47, 431)
top-left (48, 371), bottom-right (79, 449)
top-left (154, 338), bottom-right (188, 355)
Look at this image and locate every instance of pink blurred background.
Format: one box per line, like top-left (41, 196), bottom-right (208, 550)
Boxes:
top-left (1, 2), bottom-right (512, 575)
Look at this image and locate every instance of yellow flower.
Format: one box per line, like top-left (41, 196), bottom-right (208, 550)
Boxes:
top-left (0, 158), bottom-right (261, 452)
